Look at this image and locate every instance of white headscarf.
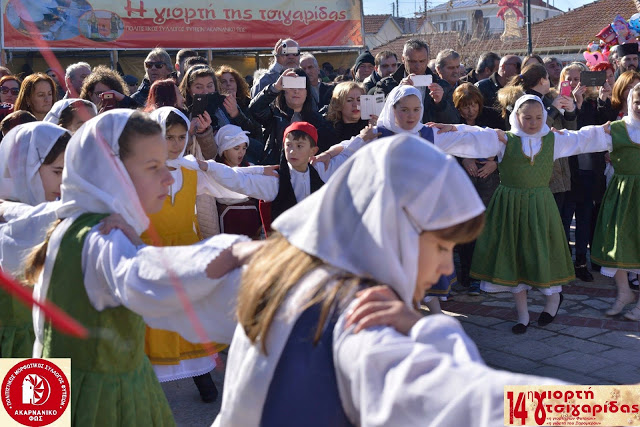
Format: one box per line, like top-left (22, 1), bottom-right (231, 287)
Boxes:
top-left (215, 124), bottom-right (250, 153)
top-left (43, 98), bottom-right (98, 126)
top-left (56, 109), bottom-right (150, 235)
top-left (148, 107), bottom-right (190, 169)
top-left (508, 94), bottom-right (550, 138)
top-left (273, 134), bottom-right (485, 305)
top-left (376, 85), bottom-right (424, 135)
top-left (624, 82), bottom-right (640, 130)
top-left (0, 122), bottom-right (69, 205)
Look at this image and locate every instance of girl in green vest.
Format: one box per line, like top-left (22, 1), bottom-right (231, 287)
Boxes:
top-left (592, 82), bottom-right (640, 320)
top-left (23, 109), bottom-right (259, 426)
top-left (470, 95), bottom-right (611, 334)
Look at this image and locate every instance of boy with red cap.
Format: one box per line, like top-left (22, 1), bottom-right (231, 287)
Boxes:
top-left (195, 121), bottom-right (377, 231)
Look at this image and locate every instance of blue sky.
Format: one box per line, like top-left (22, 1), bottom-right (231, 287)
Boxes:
top-left (363, 0), bottom-right (597, 16)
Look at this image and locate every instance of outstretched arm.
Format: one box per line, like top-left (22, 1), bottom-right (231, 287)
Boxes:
top-left (196, 160), bottom-right (279, 201)
top-left (552, 123), bottom-right (612, 160)
top-left (82, 229), bottom-right (251, 344)
top-left (334, 305), bottom-right (567, 426)
top-left (428, 123), bottom-right (506, 159)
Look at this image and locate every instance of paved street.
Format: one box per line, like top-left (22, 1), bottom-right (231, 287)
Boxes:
top-left (161, 270), bottom-right (639, 426)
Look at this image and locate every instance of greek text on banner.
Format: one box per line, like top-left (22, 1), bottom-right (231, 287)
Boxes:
top-left (2, 0), bottom-right (363, 49)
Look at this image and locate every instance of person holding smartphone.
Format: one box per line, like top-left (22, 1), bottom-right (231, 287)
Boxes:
top-left (388, 39), bottom-right (460, 124)
top-left (250, 38), bottom-right (301, 98)
top-left (248, 68), bottom-right (338, 165)
top-left (556, 63), bottom-right (614, 282)
top-left (79, 65), bottom-right (141, 112)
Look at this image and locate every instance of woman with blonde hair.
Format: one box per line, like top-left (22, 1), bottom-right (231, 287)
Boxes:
top-left (325, 81), bottom-right (370, 141)
top-left (14, 73), bottom-right (55, 120)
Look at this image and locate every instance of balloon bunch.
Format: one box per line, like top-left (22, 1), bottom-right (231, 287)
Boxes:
top-left (586, 14), bottom-right (640, 67)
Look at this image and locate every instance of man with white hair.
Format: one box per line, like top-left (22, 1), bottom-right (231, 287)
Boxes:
top-left (131, 48), bottom-right (174, 106)
top-left (300, 53), bottom-right (332, 111)
top-left (63, 62), bottom-right (91, 99)
top-left (250, 38), bottom-right (300, 98)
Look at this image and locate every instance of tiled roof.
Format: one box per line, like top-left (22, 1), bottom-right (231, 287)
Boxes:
top-left (394, 16), bottom-right (428, 33)
top-left (364, 14), bottom-right (392, 34)
top-left (373, 0), bottom-right (639, 60)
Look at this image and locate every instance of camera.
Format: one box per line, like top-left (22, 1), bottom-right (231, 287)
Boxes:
top-left (281, 43), bottom-right (298, 55)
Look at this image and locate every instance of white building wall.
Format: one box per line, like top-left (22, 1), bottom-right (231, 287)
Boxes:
top-left (423, 5), bottom-right (562, 35)
top-left (365, 19), bottom-right (402, 49)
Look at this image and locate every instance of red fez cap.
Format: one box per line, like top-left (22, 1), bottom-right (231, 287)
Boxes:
top-left (283, 121), bottom-right (318, 145)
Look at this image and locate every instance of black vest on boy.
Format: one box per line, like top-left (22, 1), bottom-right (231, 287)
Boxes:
top-left (271, 154), bottom-right (325, 220)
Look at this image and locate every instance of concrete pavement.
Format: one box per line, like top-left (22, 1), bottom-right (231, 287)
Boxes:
top-left (443, 273), bottom-right (640, 385)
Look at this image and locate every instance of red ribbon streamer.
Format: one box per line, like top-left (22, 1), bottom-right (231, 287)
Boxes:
top-left (496, 0), bottom-right (525, 21)
top-left (0, 269), bottom-right (88, 339)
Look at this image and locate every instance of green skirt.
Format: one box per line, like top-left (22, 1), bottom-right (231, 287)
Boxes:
top-left (470, 185), bottom-right (575, 288)
top-left (592, 174), bottom-right (640, 269)
top-left (0, 291), bottom-right (35, 358)
top-left (71, 357), bottom-right (175, 427)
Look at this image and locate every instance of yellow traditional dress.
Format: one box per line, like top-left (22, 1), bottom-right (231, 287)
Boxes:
top-left (141, 167), bottom-right (226, 381)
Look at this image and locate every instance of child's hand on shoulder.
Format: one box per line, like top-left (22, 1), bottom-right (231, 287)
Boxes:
top-left (262, 165), bottom-right (279, 177)
top-left (550, 127), bottom-right (565, 135)
top-left (345, 285), bottom-right (422, 335)
top-left (99, 214), bottom-right (144, 246)
top-left (427, 122), bottom-right (457, 134)
top-left (360, 124), bottom-right (378, 142)
top-left (494, 129), bottom-right (507, 144)
top-left (602, 121), bottom-right (611, 135)
top-left (310, 152), bottom-right (332, 169)
top-left (197, 159), bottom-right (209, 171)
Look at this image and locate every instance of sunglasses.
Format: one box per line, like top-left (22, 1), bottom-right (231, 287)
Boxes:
top-left (0, 86), bottom-right (19, 96)
top-left (145, 61), bottom-right (165, 69)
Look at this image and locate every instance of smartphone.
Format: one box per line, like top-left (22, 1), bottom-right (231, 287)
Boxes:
top-left (191, 94), bottom-right (208, 117)
top-left (560, 81), bottom-right (572, 97)
top-left (580, 70), bottom-right (607, 87)
top-left (282, 75), bottom-right (306, 89)
top-left (99, 91), bottom-right (117, 110)
top-left (208, 92), bottom-right (227, 110)
top-left (411, 74), bottom-right (432, 87)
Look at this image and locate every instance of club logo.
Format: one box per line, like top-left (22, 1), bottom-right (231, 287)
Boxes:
top-left (2, 359), bottom-right (69, 426)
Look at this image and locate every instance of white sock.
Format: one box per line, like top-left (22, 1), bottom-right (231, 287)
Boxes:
top-left (543, 293), bottom-right (561, 316)
top-left (615, 270), bottom-right (634, 302)
top-left (514, 290), bottom-right (529, 325)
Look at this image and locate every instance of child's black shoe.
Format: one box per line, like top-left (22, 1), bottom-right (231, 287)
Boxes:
top-left (193, 372), bottom-right (218, 403)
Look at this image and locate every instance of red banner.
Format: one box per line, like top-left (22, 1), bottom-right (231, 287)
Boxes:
top-left (2, 0), bottom-right (363, 49)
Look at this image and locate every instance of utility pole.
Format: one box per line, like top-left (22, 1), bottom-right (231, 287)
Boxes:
top-left (392, 2), bottom-right (395, 16)
top-left (526, 0), bottom-right (532, 54)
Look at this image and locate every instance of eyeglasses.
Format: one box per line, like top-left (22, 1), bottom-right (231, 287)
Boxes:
top-left (277, 53), bottom-right (300, 57)
top-left (0, 86), bottom-right (19, 96)
top-left (145, 61), bottom-right (165, 69)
